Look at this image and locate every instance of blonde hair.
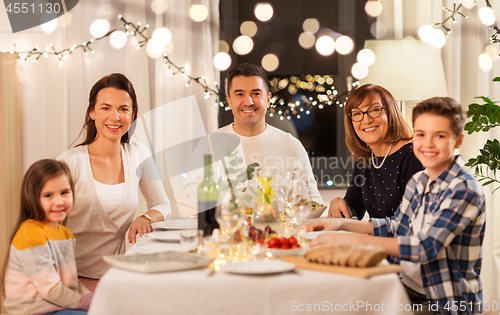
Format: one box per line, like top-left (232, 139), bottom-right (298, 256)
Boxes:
top-left (344, 84), bottom-right (413, 167)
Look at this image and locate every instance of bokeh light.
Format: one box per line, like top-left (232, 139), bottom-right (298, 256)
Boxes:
top-left (147, 38), bottom-right (165, 59)
top-left (364, 0), bottom-right (383, 18)
top-left (479, 7), bottom-right (496, 26)
top-left (298, 32), bottom-right (316, 49)
top-left (479, 53), bottom-right (493, 72)
top-left (218, 40), bottom-right (230, 53)
top-left (110, 31), bottom-right (127, 50)
top-left (418, 25), bottom-right (434, 43)
top-left (190, 4), bottom-right (208, 22)
top-left (233, 35), bottom-right (254, 55)
top-left (335, 36), bottom-right (354, 55)
top-left (152, 28), bottom-right (172, 47)
top-left (357, 49), bottom-right (375, 66)
top-left (430, 29), bottom-right (446, 48)
top-left (351, 63), bottom-right (369, 79)
top-left (41, 16), bottom-right (58, 34)
top-left (461, 0), bottom-right (475, 9)
top-left (240, 21), bottom-right (258, 37)
top-left (90, 19), bottom-right (110, 38)
top-left (213, 52), bottom-right (231, 71)
top-left (370, 21), bottom-right (387, 39)
top-left (262, 54), bottom-right (279, 72)
top-left (151, 0), bottom-right (168, 14)
top-left (254, 3), bottom-right (273, 22)
top-left (486, 44), bottom-right (499, 62)
top-left (302, 18), bottom-right (320, 33)
top-left (315, 36), bottom-right (335, 56)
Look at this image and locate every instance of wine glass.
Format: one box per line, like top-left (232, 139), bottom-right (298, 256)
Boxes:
top-left (215, 196), bottom-right (246, 245)
top-left (290, 171), bottom-right (312, 242)
top-left (276, 169), bottom-right (305, 237)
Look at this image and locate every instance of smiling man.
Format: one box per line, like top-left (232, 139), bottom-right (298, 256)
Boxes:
top-left (217, 63), bottom-right (323, 204)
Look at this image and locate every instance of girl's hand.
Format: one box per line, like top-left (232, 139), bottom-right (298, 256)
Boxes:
top-left (306, 219), bottom-right (342, 232)
top-left (128, 216), bottom-right (152, 244)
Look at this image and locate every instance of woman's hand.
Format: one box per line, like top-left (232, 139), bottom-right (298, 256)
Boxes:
top-left (128, 216), bottom-right (152, 244)
top-left (306, 219), bottom-right (342, 232)
top-left (328, 197), bottom-right (352, 218)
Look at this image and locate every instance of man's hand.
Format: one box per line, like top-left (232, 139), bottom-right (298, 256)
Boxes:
top-left (328, 197), bottom-right (352, 218)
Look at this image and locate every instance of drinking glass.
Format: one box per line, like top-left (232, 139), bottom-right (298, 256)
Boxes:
top-left (179, 229), bottom-right (204, 253)
top-left (215, 197), bottom-right (246, 245)
top-left (291, 172), bottom-right (312, 242)
top-left (276, 169), bottom-right (303, 237)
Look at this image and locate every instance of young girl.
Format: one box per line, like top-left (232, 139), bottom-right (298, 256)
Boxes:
top-left (1, 159), bottom-right (93, 315)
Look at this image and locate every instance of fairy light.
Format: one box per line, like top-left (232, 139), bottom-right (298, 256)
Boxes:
top-left (3, 14), bottom-right (220, 103)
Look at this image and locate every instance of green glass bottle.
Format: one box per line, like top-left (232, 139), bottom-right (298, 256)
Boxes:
top-left (197, 154), bottom-right (219, 237)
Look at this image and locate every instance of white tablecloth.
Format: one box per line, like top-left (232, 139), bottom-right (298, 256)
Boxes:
top-left (89, 221), bottom-right (412, 315)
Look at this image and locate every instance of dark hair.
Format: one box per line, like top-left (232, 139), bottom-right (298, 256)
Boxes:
top-left (344, 84), bottom-right (413, 165)
top-left (226, 63), bottom-right (270, 94)
top-left (1, 159), bottom-right (74, 295)
top-left (76, 73), bottom-right (138, 147)
top-left (412, 97), bottom-right (466, 137)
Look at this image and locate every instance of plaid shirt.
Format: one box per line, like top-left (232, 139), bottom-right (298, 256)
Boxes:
top-left (372, 156), bottom-right (485, 315)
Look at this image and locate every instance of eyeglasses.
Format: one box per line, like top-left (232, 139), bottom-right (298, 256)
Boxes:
top-left (348, 106), bottom-right (386, 122)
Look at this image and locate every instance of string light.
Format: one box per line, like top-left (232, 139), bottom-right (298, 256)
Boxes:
top-left (4, 15), bottom-right (219, 100)
top-left (267, 74), bottom-right (352, 120)
top-left (432, 1), bottom-right (468, 37)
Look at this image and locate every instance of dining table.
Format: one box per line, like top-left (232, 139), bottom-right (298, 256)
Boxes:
top-left (88, 219), bottom-right (413, 315)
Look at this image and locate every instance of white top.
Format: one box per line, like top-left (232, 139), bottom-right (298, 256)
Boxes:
top-left (400, 180), bottom-right (433, 294)
top-left (93, 179), bottom-right (125, 215)
top-left (216, 124), bottom-right (323, 205)
top-left (57, 141), bottom-right (171, 278)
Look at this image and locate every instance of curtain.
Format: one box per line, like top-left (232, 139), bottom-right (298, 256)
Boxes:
top-left (379, 0), bottom-right (500, 311)
top-left (0, 52), bottom-right (21, 313)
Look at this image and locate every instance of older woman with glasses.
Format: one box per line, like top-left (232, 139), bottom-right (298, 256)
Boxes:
top-left (328, 84), bottom-right (423, 220)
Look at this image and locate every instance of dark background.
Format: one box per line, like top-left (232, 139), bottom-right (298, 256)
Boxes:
top-left (218, 0), bottom-right (375, 188)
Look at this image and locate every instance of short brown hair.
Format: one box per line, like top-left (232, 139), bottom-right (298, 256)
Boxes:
top-left (412, 97), bottom-right (465, 137)
top-left (344, 84), bottom-right (413, 165)
top-left (226, 63), bottom-right (270, 94)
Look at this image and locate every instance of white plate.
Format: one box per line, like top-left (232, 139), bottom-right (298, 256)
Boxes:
top-left (145, 231), bottom-right (181, 243)
top-left (152, 219), bottom-right (198, 230)
top-left (307, 205), bottom-right (328, 219)
top-left (223, 260), bottom-right (295, 275)
top-left (265, 247), bottom-right (304, 258)
top-left (103, 251), bottom-right (213, 273)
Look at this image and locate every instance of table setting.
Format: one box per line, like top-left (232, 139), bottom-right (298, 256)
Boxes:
top-left (88, 168), bottom-right (411, 315)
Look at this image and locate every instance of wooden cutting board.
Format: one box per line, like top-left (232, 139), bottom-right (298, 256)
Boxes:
top-left (280, 256), bottom-right (403, 279)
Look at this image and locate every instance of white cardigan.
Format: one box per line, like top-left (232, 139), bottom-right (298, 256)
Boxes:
top-left (57, 141), bottom-right (171, 278)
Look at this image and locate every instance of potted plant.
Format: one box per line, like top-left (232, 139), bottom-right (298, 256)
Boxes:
top-left (464, 77), bottom-right (500, 193)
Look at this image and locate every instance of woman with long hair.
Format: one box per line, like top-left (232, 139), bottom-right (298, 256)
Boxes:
top-left (328, 84), bottom-right (423, 219)
top-left (57, 73), bottom-right (171, 290)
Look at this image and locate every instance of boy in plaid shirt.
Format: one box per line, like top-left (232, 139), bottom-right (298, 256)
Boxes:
top-left (308, 97), bottom-right (485, 315)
